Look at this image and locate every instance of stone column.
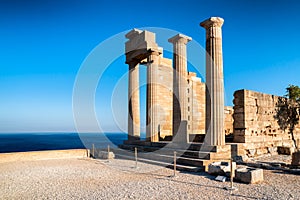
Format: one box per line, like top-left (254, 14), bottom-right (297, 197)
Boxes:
top-left (128, 61), bottom-right (140, 140)
top-left (200, 17), bottom-right (225, 146)
top-left (168, 34), bottom-right (192, 142)
top-left (146, 51), bottom-right (160, 142)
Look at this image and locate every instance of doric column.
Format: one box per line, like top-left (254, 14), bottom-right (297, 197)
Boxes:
top-left (128, 61), bottom-right (140, 140)
top-left (168, 34), bottom-right (192, 141)
top-left (200, 17), bottom-right (225, 146)
top-left (146, 51), bottom-right (160, 142)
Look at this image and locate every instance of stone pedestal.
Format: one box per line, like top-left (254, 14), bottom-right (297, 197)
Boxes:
top-left (200, 17), bottom-right (225, 146)
top-left (168, 34), bottom-right (191, 143)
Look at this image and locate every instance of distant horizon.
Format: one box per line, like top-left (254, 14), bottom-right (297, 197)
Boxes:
top-left (0, 131), bottom-right (128, 134)
top-left (1, 0), bottom-right (300, 132)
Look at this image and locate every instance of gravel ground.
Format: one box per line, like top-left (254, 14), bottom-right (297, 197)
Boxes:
top-left (0, 158), bottom-right (300, 200)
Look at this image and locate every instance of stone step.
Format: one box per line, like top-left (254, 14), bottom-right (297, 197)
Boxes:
top-left (113, 148), bottom-right (212, 169)
top-left (121, 141), bottom-right (231, 153)
top-left (114, 151), bottom-right (204, 172)
top-left (118, 144), bottom-right (230, 160)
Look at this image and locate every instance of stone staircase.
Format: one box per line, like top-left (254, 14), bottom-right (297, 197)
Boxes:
top-left (112, 140), bottom-right (231, 172)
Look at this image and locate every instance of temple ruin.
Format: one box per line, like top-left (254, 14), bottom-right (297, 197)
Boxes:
top-left (121, 17), bottom-right (300, 170)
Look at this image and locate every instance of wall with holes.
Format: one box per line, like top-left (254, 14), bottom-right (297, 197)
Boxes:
top-left (233, 89), bottom-right (300, 157)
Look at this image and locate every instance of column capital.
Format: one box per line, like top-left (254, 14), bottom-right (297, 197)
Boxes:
top-left (200, 17), bottom-right (224, 29)
top-left (168, 34), bottom-right (192, 45)
top-left (127, 60), bottom-right (139, 69)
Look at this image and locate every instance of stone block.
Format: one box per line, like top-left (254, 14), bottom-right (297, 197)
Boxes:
top-left (208, 161), bottom-right (236, 177)
top-left (215, 176), bottom-right (227, 182)
top-left (292, 151), bottom-right (300, 166)
top-left (97, 151), bottom-right (115, 159)
top-left (235, 168), bottom-right (264, 184)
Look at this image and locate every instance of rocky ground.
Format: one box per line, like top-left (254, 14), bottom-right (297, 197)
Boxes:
top-left (0, 157), bottom-right (300, 200)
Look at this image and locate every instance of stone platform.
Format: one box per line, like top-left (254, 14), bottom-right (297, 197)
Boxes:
top-left (116, 140), bottom-right (231, 171)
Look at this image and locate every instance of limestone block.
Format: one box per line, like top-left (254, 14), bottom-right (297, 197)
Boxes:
top-left (235, 168), bottom-right (264, 184)
top-left (208, 161), bottom-right (236, 177)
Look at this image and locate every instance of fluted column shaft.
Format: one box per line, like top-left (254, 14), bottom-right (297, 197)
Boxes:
top-left (128, 62), bottom-right (140, 140)
top-left (200, 17), bottom-right (225, 146)
top-left (146, 52), bottom-right (160, 142)
top-left (168, 34), bottom-right (192, 140)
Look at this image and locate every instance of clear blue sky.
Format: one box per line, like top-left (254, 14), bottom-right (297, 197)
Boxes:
top-left (1, 0), bottom-right (300, 133)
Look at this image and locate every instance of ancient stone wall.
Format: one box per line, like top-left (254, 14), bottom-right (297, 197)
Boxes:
top-left (233, 89), bottom-right (300, 158)
top-left (155, 61), bottom-right (206, 139)
top-left (187, 72), bottom-right (205, 135)
top-left (156, 57), bottom-right (173, 138)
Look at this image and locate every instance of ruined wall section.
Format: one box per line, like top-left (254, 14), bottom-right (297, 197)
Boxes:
top-left (156, 57), bottom-right (173, 138)
top-left (233, 89), bottom-right (300, 157)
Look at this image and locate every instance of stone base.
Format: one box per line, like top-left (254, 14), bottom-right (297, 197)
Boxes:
top-left (235, 167), bottom-right (264, 184)
top-left (172, 121), bottom-right (188, 144)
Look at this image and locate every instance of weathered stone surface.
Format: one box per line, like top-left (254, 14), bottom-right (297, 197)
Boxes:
top-left (200, 17), bottom-right (225, 146)
top-left (233, 89), bottom-right (300, 158)
top-left (208, 161), bottom-right (236, 177)
top-left (235, 167), bottom-right (264, 184)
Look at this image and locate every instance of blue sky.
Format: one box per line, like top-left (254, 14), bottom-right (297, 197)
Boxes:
top-left (1, 0), bottom-right (300, 133)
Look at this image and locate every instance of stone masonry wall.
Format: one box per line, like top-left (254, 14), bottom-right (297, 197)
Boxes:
top-left (233, 89), bottom-right (300, 158)
top-left (156, 57), bottom-right (173, 138)
top-left (187, 72), bottom-right (205, 135)
top-left (155, 60), bottom-right (206, 139)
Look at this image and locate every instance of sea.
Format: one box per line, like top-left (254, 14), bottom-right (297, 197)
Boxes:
top-left (0, 132), bottom-right (132, 153)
